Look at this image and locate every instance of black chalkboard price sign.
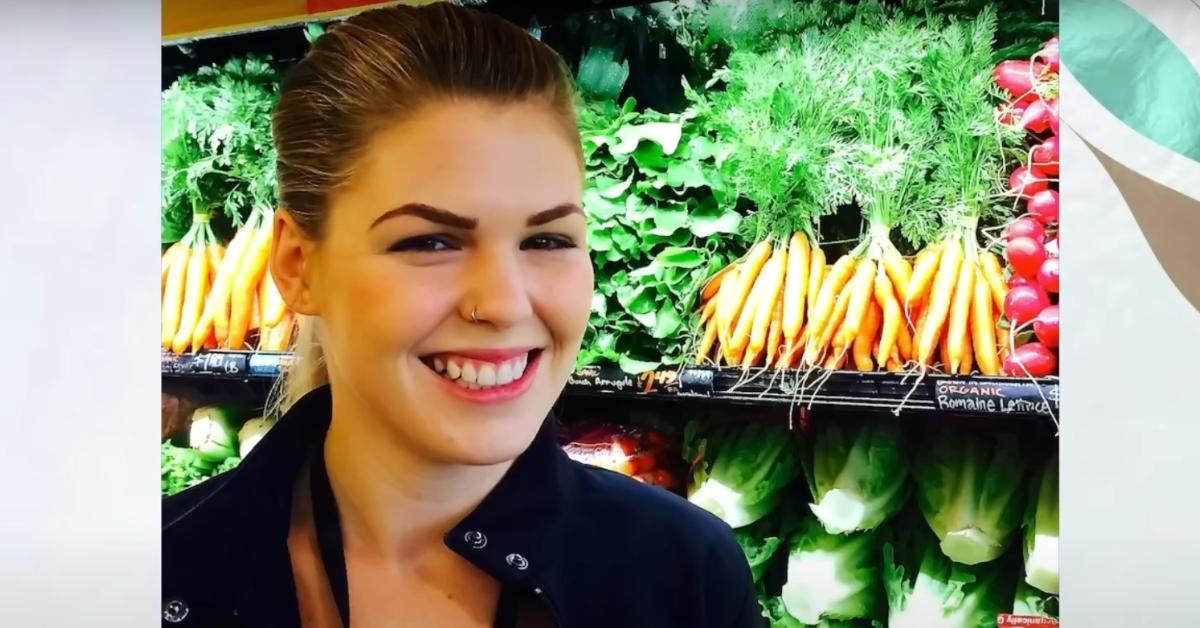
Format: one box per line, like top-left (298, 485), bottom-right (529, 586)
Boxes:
top-left (931, 377), bottom-right (1060, 416)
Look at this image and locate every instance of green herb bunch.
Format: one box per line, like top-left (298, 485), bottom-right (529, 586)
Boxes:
top-left (161, 55), bottom-right (280, 245)
top-left (577, 98), bottom-right (749, 372)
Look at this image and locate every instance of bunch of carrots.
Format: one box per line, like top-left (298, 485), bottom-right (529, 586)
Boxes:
top-left (694, 227), bottom-right (1011, 377)
top-left (161, 208), bottom-right (296, 354)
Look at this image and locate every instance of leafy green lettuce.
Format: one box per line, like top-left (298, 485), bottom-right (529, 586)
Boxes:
top-left (1012, 579), bottom-right (1059, 619)
top-left (802, 416), bottom-right (909, 535)
top-left (577, 99), bottom-right (747, 372)
top-left (779, 517), bottom-right (883, 625)
top-left (684, 421), bottom-right (802, 528)
top-left (1023, 453), bottom-right (1058, 594)
top-left (913, 428), bottom-right (1027, 565)
top-left (884, 513), bottom-right (1019, 628)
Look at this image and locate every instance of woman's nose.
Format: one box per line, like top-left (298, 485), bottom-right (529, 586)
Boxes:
top-left (462, 248), bottom-right (533, 329)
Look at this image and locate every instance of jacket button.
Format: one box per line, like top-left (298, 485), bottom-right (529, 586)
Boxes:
top-left (464, 530), bottom-right (488, 549)
top-left (163, 599), bottom-right (189, 623)
top-left (505, 553), bottom-right (529, 570)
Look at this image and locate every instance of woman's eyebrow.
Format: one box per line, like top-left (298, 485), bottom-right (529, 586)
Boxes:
top-left (527, 203), bottom-right (584, 226)
top-left (371, 203), bottom-right (478, 230)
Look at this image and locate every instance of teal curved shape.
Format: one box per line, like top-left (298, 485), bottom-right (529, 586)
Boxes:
top-left (1062, 0), bottom-right (1200, 164)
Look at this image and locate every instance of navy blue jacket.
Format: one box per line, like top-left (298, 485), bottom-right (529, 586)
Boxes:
top-left (162, 385), bottom-right (764, 627)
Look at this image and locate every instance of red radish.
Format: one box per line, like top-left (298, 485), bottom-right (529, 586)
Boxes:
top-left (1028, 189), bottom-right (1059, 224)
top-left (1037, 41), bottom-right (1060, 72)
top-left (998, 102), bottom-right (1029, 126)
top-left (1008, 274), bottom-right (1035, 289)
top-left (1034, 305), bottom-right (1059, 348)
top-left (1007, 236), bottom-right (1048, 279)
top-left (1020, 98), bottom-right (1053, 133)
top-left (1006, 216), bottom-right (1047, 242)
top-left (1005, 284), bottom-right (1051, 327)
top-left (1038, 257), bottom-right (1060, 293)
top-left (1045, 237), bottom-right (1059, 258)
top-left (1047, 99), bottom-right (1060, 136)
top-left (994, 60), bottom-right (1047, 97)
top-left (1010, 165), bottom-right (1050, 199)
top-left (1002, 342), bottom-right (1057, 377)
top-left (1031, 137), bottom-right (1059, 175)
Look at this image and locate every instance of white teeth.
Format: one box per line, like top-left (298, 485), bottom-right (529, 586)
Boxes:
top-left (460, 362), bottom-right (478, 385)
top-left (496, 362), bottom-right (514, 386)
top-left (431, 352), bottom-right (534, 389)
top-left (477, 363), bottom-right (497, 387)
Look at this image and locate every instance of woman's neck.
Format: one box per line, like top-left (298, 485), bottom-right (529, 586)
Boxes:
top-left (322, 395), bottom-right (513, 560)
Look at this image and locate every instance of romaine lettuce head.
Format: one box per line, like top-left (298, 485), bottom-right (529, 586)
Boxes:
top-left (884, 514), bottom-right (1019, 628)
top-left (803, 416), bottom-right (909, 534)
top-left (761, 595), bottom-right (879, 628)
top-left (1023, 453), bottom-right (1058, 594)
top-left (780, 517), bottom-right (883, 625)
top-left (687, 422), bottom-right (802, 528)
top-left (913, 428), bottom-right (1027, 565)
top-left (1013, 579), bottom-right (1059, 619)
top-left (735, 518), bottom-right (785, 583)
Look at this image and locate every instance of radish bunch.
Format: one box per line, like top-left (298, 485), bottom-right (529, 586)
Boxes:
top-left (995, 36), bottom-right (1060, 378)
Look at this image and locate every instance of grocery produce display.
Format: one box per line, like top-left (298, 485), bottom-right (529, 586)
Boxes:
top-left (684, 415), bottom-right (1058, 626)
top-left (160, 2), bottom-right (1060, 626)
top-left (994, 37), bottom-right (1061, 377)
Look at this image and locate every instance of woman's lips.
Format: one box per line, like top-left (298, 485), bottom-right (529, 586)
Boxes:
top-left (422, 349), bottom-right (543, 404)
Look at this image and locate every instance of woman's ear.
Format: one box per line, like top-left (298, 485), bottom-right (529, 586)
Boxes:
top-left (270, 209), bottom-right (319, 316)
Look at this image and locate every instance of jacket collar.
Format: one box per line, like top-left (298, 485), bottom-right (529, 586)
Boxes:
top-left (167, 384), bottom-right (573, 585)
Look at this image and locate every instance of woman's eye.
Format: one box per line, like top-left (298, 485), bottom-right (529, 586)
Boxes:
top-left (388, 235), bottom-right (458, 253)
top-left (521, 234), bottom-right (576, 251)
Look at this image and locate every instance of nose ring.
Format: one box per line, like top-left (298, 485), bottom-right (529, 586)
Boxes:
top-left (470, 306), bottom-right (479, 324)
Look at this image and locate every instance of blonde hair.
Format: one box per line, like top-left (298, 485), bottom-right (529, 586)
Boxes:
top-left (267, 1), bottom-right (580, 416)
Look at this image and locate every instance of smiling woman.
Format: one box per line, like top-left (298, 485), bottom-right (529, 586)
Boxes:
top-left (160, 3), bottom-right (761, 628)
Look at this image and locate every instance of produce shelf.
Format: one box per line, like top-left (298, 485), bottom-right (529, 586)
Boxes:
top-left (162, 350), bottom-right (1059, 419)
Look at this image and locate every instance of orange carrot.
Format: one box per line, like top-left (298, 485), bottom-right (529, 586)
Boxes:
top-left (716, 265), bottom-right (741, 355)
top-left (696, 316), bottom-right (718, 365)
top-left (700, 297), bottom-right (717, 325)
top-left (881, 244), bottom-right (912, 301)
top-left (853, 302), bottom-right (881, 371)
top-left (211, 221), bottom-right (257, 345)
top-left (959, 325), bottom-right (975, 375)
top-left (916, 239), bottom-right (963, 366)
top-left (766, 299), bottom-right (784, 368)
top-left (171, 233), bottom-right (211, 354)
top-left (746, 248), bottom-right (788, 359)
top-left (702, 263), bottom-right (735, 301)
top-left (272, 313), bottom-right (296, 351)
top-left (162, 240), bottom-right (192, 349)
top-left (896, 315), bottom-right (914, 363)
top-left (885, 353), bottom-right (903, 372)
top-left (972, 267), bottom-right (1000, 375)
top-left (945, 256), bottom-right (977, 372)
top-left (940, 325), bottom-right (953, 372)
top-left (806, 246), bottom-right (826, 322)
top-left (905, 243), bottom-right (942, 309)
top-left (721, 241), bottom-right (772, 344)
top-left (162, 241), bottom-right (183, 296)
top-left (229, 221), bottom-right (273, 349)
top-left (806, 280), bottom-right (854, 366)
top-left (782, 232), bottom-right (811, 344)
top-left (874, 270), bottom-right (903, 366)
top-left (823, 350), bottom-right (847, 371)
top-left (807, 254), bottom-right (858, 350)
top-left (997, 325), bottom-right (1012, 364)
top-left (837, 259), bottom-right (877, 347)
top-left (979, 251), bottom-right (1009, 313)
